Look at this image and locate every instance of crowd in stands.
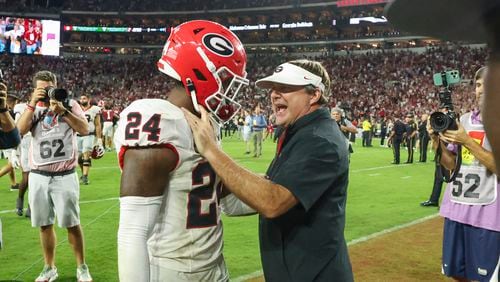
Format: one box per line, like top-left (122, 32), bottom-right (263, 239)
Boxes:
top-left (0, 45), bottom-right (486, 124)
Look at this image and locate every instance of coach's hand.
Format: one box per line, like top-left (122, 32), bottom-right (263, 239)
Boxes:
top-left (182, 106), bottom-right (217, 157)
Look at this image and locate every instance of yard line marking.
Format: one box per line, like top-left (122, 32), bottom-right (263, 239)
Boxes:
top-left (368, 173), bottom-right (380, 177)
top-left (232, 213), bottom-right (439, 281)
top-left (0, 197), bottom-right (119, 214)
top-left (80, 197), bottom-right (119, 204)
top-left (12, 202), bottom-right (119, 281)
top-left (351, 163), bottom-right (414, 173)
top-left (401, 176), bottom-right (412, 179)
top-left (92, 166), bottom-right (120, 170)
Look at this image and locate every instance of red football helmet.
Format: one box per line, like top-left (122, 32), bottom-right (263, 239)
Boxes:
top-left (157, 20), bottom-right (248, 124)
top-left (91, 145), bottom-right (104, 159)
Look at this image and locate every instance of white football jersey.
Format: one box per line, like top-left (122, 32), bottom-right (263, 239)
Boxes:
top-left (13, 103), bottom-right (32, 137)
top-left (82, 105), bottom-right (101, 133)
top-left (114, 99), bottom-right (224, 272)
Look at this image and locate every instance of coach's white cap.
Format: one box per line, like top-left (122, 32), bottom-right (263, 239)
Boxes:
top-left (256, 63), bottom-right (325, 92)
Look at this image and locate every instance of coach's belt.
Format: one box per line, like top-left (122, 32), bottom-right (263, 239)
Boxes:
top-left (31, 168), bottom-right (75, 177)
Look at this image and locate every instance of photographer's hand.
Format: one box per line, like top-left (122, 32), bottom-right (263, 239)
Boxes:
top-left (439, 123), bottom-right (471, 146)
top-left (49, 100), bottom-right (67, 116)
top-left (30, 88), bottom-right (46, 106)
top-left (0, 88), bottom-right (7, 110)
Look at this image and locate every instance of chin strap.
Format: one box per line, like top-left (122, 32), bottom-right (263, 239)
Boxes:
top-left (185, 78), bottom-right (200, 114)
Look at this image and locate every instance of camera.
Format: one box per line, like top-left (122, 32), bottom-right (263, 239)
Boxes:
top-left (41, 86), bottom-right (68, 102)
top-left (429, 71), bottom-right (460, 133)
top-left (429, 90), bottom-right (458, 133)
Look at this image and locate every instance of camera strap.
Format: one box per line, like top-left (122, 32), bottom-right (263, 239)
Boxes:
top-left (436, 142), bottom-right (462, 183)
top-left (30, 108), bottom-right (48, 131)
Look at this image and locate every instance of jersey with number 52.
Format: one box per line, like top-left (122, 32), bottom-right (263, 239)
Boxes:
top-left (114, 99), bottom-right (224, 273)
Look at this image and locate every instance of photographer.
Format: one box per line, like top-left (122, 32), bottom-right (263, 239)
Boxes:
top-left (0, 82), bottom-right (20, 149)
top-left (385, 0), bottom-right (500, 178)
top-left (429, 67), bottom-right (499, 281)
top-left (0, 81), bottom-right (20, 252)
top-left (331, 107), bottom-right (358, 154)
top-left (16, 71), bottom-right (92, 281)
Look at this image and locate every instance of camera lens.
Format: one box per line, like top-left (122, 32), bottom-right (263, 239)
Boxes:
top-left (47, 88), bottom-right (68, 102)
top-left (430, 112), bottom-right (451, 133)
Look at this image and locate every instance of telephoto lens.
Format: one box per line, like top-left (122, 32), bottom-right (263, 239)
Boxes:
top-left (46, 87), bottom-right (68, 102)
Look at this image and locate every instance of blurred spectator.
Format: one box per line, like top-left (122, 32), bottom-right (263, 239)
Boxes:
top-left (0, 45), bottom-right (487, 124)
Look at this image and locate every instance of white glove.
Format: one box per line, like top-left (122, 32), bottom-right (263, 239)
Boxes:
top-left (9, 150), bottom-right (20, 169)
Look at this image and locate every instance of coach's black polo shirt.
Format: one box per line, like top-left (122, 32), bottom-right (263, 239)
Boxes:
top-left (261, 107), bottom-right (353, 282)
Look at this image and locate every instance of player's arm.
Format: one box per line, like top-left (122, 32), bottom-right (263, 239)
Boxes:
top-left (118, 145), bottom-right (177, 282)
top-left (94, 113), bottom-right (102, 140)
top-left (120, 146), bottom-right (177, 197)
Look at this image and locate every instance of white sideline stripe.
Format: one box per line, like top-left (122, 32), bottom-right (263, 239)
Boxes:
top-left (401, 176), bottom-right (412, 179)
top-left (0, 197), bottom-right (119, 214)
top-left (346, 213), bottom-right (439, 246)
top-left (12, 202), bottom-right (119, 280)
top-left (232, 213), bottom-right (440, 282)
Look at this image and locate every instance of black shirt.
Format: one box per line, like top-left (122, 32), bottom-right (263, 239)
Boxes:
top-left (380, 120), bottom-right (387, 134)
top-left (405, 121), bottom-right (417, 136)
top-left (261, 107), bottom-right (353, 282)
top-left (418, 121), bottom-right (429, 139)
top-left (0, 127), bottom-right (20, 149)
top-left (392, 120), bottom-right (406, 138)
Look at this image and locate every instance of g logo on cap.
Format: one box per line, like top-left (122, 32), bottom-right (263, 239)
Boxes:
top-left (274, 65), bottom-right (283, 73)
top-left (202, 34), bottom-right (234, 57)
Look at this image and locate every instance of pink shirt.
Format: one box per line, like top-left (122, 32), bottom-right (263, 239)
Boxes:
top-left (30, 101), bottom-right (85, 172)
top-left (440, 111), bottom-right (500, 232)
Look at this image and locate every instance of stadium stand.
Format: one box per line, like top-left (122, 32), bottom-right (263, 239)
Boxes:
top-left (0, 45), bottom-right (487, 122)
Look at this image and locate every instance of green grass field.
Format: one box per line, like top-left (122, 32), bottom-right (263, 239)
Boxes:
top-left (0, 137), bottom-right (438, 281)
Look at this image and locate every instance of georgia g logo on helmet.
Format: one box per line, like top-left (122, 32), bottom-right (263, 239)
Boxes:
top-left (202, 33), bottom-right (234, 57)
